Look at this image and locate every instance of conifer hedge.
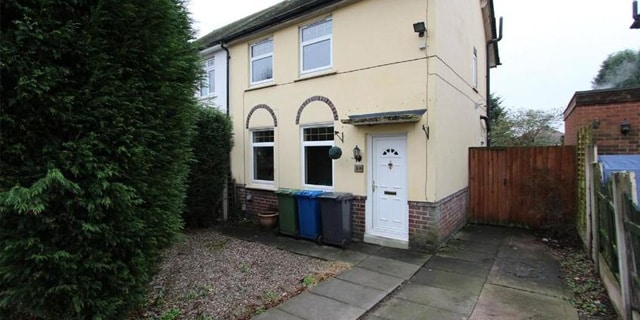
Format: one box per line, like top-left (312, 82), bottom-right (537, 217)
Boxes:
top-left (184, 106), bottom-right (233, 228)
top-left (0, 0), bottom-right (200, 318)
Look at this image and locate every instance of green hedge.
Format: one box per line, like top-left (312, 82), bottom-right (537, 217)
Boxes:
top-left (0, 0), bottom-right (200, 318)
top-left (184, 106), bottom-right (234, 228)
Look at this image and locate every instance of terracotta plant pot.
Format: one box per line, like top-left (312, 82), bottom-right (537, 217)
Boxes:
top-left (257, 212), bottom-right (279, 229)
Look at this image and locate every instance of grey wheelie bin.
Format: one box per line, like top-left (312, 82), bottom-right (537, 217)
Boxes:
top-left (318, 192), bottom-right (354, 248)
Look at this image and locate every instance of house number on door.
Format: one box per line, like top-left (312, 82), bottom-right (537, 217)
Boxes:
top-left (388, 161), bottom-right (393, 170)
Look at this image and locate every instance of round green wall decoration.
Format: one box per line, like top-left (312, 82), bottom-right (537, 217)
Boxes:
top-left (328, 146), bottom-right (343, 159)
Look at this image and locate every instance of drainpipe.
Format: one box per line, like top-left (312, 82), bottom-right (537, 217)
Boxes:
top-left (220, 41), bottom-right (230, 116)
top-left (220, 41), bottom-right (231, 221)
top-left (486, 16), bottom-right (503, 147)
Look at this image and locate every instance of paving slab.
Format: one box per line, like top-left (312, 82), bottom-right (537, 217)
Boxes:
top-left (277, 240), bottom-right (342, 261)
top-left (357, 255), bottom-right (421, 279)
top-left (488, 257), bottom-right (568, 298)
top-left (435, 246), bottom-right (495, 265)
top-left (309, 278), bottom-right (387, 309)
top-left (443, 238), bottom-right (501, 254)
top-left (253, 308), bottom-right (304, 320)
top-left (395, 283), bottom-right (478, 316)
top-left (411, 267), bottom-right (486, 296)
top-left (333, 249), bottom-right (369, 265)
top-left (470, 284), bottom-right (578, 320)
top-left (425, 255), bottom-right (492, 279)
top-left (496, 234), bottom-right (558, 263)
top-left (277, 292), bottom-right (365, 320)
top-left (373, 247), bottom-right (432, 265)
top-left (336, 267), bottom-right (404, 292)
top-left (349, 241), bottom-right (383, 255)
top-left (454, 225), bottom-right (513, 244)
top-left (368, 298), bottom-right (467, 320)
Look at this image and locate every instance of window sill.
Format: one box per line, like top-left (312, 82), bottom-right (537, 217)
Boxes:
top-left (301, 185), bottom-right (334, 191)
top-left (295, 70), bottom-right (337, 83)
top-left (246, 184), bottom-right (276, 192)
top-left (245, 83), bottom-right (277, 92)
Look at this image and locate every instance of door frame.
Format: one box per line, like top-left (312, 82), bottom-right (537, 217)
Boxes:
top-left (364, 133), bottom-right (409, 247)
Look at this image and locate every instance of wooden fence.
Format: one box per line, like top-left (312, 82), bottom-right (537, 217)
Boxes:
top-left (588, 169), bottom-right (640, 320)
top-left (469, 146), bottom-right (576, 228)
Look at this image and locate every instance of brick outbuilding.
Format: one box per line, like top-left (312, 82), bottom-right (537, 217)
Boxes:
top-left (564, 87), bottom-right (640, 155)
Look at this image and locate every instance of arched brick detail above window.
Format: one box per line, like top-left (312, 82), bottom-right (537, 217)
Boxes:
top-left (295, 96), bottom-right (339, 125)
top-left (246, 104), bottom-right (278, 129)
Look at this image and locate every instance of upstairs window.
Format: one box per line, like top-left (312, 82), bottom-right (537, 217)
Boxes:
top-left (250, 39), bottom-right (274, 84)
top-left (252, 130), bottom-right (275, 183)
top-left (302, 126), bottom-right (334, 187)
top-left (200, 58), bottom-right (215, 97)
top-left (300, 19), bottom-right (332, 74)
top-left (472, 47), bottom-right (478, 89)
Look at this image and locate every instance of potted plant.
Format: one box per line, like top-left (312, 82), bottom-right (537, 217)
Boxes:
top-left (257, 205), bottom-right (279, 229)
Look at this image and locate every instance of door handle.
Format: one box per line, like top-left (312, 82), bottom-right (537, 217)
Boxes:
top-left (372, 180), bottom-right (376, 192)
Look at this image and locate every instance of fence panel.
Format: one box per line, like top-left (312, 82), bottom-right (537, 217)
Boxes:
top-left (624, 192), bottom-right (640, 309)
top-left (469, 146), bottom-right (576, 228)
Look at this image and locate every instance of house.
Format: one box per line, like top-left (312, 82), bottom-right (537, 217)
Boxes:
top-left (197, 0), bottom-right (501, 250)
top-left (197, 44), bottom-right (228, 112)
top-left (564, 87), bottom-right (640, 155)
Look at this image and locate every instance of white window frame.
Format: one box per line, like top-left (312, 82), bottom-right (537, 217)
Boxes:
top-left (472, 47), bottom-right (478, 89)
top-left (300, 124), bottom-right (335, 190)
top-left (300, 18), bottom-right (333, 74)
top-left (199, 57), bottom-right (215, 97)
top-left (251, 129), bottom-right (275, 185)
top-left (250, 38), bottom-right (274, 85)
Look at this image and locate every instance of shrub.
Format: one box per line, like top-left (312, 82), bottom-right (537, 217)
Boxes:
top-left (0, 0), bottom-right (200, 318)
top-left (184, 106), bottom-right (234, 228)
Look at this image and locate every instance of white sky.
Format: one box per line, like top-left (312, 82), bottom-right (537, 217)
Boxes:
top-left (187, 0), bottom-right (640, 113)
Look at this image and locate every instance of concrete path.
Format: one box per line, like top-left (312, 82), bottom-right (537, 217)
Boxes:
top-left (218, 223), bottom-right (578, 320)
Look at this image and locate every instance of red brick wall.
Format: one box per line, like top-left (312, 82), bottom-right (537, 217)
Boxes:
top-left (243, 188), bottom-right (278, 216)
top-left (351, 196), bottom-right (366, 241)
top-left (565, 102), bottom-right (640, 154)
top-left (408, 188), bottom-right (468, 250)
top-left (437, 188), bottom-right (469, 242)
top-left (564, 87), bottom-right (640, 154)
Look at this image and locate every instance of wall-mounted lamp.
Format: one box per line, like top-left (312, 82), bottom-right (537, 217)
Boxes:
top-left (353, 145), bottom-right (362, 162)
top-left (592, 119), bottom-right (600, 129)
top-left (621, 119), bottom-right (631, 135)
top-left (632, 0), bottom-right (640, 28)
top-left (413, 22), bottom-right (426, 37)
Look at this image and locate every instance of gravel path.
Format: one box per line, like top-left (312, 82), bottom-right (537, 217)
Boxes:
top-left (136, 229), bottom-right (349, 320)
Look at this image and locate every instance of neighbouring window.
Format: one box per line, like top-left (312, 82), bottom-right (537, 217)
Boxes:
top-left (302, 126), bottom-right (334, 187)
top-left (200, 58), bottom-right (215, 97)
top-left (250, 39), bottom-right (274, 84)
top-left (472, 47), bottom-right (478, 88)
top-left (300, 19), bottom-right (332, 73)
top-left (252, 130), bottom-right (275, 183)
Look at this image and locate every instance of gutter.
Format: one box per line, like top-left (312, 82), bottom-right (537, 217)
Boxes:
top-left (202, 0), bottom-right (343, 48)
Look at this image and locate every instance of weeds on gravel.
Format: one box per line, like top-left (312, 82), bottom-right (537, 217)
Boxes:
top-left (157, 309), bottom-right (181, 320)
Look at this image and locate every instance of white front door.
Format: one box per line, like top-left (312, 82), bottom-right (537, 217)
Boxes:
top-left (369, 135), bottom-right (408, 241)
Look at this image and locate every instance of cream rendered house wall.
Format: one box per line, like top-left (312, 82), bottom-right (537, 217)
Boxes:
top-left (229, 0), bottom-right (432, 200)
top-left (426, 0), bottom-right (489, 200)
